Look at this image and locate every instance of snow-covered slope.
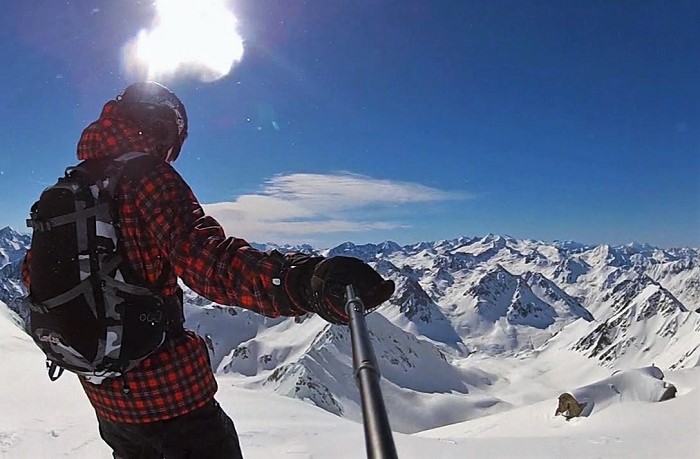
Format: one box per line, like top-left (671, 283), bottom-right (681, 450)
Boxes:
top-left (184, 301), bottom-right (505, 433)
top-left (2, 300), bottom-right (699, 458)
top-left (0, 302), bottom-right (459, 458)
top-left (564, 366), bottom-right (677, 416)
top-left (419, 365), bottom-right (700, 459)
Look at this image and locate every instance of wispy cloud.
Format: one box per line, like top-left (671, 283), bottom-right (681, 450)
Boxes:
top-left (203, 173), bottom-right (468, 244)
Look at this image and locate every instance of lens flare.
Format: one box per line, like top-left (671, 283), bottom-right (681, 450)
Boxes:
top-left (123, 0), bottom-right (244, 82)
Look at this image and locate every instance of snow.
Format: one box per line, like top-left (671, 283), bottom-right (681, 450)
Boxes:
top-left (2, 299), bottom-right (699, 458)
top-left (420, 370), bottom-right (700, 458)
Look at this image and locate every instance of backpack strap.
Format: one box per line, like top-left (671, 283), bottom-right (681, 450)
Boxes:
top-left (27, 202), bottom-right (111, 232)
top-left (83, 154), bottom-right (185, 332)
top-left (104, 153), bottom-right (170, 289)
top-left (103, 153), bottom-right (186, 333)
top-left (104, 152), bottom-right (159, 196)
top-left (73, 151), bottom-right (157, 197)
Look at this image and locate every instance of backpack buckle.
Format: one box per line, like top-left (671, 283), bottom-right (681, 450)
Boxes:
top-left (27, 218), bottom-right (53, 232)
top-left (46, 360), bottom-right (65, 381)
top-left (23, 297), bottom-right (49, 314)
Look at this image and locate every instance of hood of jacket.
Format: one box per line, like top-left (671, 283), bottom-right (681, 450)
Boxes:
top-left (77, 100), bottom-right (166, 161)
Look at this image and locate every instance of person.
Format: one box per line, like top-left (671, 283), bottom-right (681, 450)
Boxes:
top-left (21, 82), bottom-right (394, 458)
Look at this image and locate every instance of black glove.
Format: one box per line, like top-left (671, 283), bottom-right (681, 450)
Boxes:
top-left (309, 256), bottom-right (395, 325)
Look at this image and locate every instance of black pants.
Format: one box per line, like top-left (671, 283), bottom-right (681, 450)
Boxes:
top-left (98, 400), bottom-right (243, 459)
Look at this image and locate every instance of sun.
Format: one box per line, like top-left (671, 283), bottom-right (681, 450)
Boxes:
top-left (124, 0), bottom-right (244, 82)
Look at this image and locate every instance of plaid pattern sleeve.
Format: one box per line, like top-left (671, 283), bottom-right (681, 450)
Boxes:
top-left (132, 162), bottom-right (310, 317)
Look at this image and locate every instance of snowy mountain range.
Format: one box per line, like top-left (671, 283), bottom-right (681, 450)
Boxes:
top-left (1, 226), bottom-right (698, 434)
top-left (0, 227), bottom-right (30, 318)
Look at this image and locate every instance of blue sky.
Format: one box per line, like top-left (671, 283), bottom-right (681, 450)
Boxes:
top-left (0, 1), bottom-right (697, 248)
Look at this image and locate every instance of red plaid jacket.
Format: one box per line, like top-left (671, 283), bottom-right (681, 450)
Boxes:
top-left (22, 101), bottom-right (312, 423)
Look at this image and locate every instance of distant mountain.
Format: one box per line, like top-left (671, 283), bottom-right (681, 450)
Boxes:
top-left (573, 272), bottom-right (697, 369)
top-left (441, 265), bottom-right (593, 354)
top-left (0, 227), bottom-right (30, 317)
top-left (0, 226), bottom-right (30, 268)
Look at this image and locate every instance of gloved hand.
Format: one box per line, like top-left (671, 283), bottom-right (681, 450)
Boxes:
top-left (309, 256), bottom-right (395, 325)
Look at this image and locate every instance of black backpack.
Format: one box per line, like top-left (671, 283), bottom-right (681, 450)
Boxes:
top-left (24, 152), bottom-right (183, 381)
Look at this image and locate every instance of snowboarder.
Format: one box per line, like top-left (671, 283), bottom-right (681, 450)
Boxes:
top-left (21, 81), bottom-right (394, 458)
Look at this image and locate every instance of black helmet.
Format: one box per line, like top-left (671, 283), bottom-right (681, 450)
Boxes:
top-left (117, 82), bottom-right (188, 161)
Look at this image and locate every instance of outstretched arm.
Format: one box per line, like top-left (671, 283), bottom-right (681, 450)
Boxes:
top-left (134, 162), bottom-right (318, 317)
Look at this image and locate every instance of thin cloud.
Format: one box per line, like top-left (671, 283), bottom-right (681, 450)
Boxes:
top-left (203, 173), bottom-right (468, 243)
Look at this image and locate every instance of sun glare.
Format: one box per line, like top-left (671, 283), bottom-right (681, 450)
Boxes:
top-left (123, 0), bottom-right (244, 82)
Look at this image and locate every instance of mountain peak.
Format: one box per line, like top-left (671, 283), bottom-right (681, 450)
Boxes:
top-left (0, 226), bottom-right (20, 239)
